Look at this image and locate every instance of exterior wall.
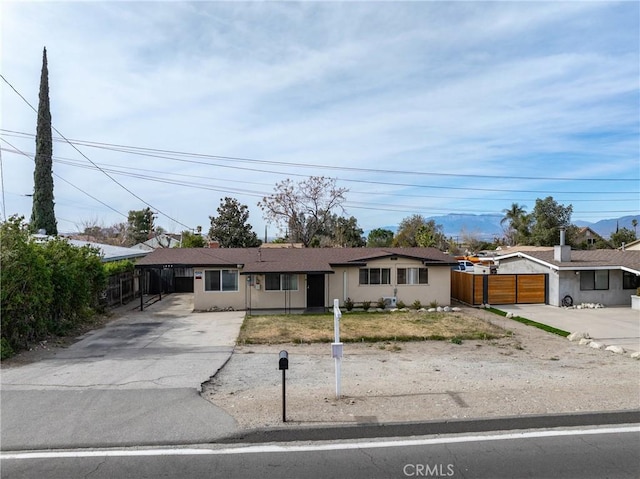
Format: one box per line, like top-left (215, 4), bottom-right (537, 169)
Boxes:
top-left (329, 258), bottom-right (452, 307)
top-left (193, 268), bottom-right (246, 311)
top-left (245, 274), bottom-right (307, 310)
top-left (192, 259), bottom-right (453, 311)
top-left (559, 269), bottom-right (635, 306)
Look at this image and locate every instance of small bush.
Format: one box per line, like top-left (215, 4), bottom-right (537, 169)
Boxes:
top-left (450, 337), bottom-right (463, 345)
top-left (377, 298), bottom-right (386, 309)
top-left (344, 297), bottom-right (354, 311)
top-left (396, 300), bottom-right (406, 309)
top-left (429, 300), bottom-right (439, 309)
top-left (362, 301), bottom-right (371, 311)
top-left (412, 300), bottom-right (422, 310)
top-left (1, 338), bottom-right (14, 360)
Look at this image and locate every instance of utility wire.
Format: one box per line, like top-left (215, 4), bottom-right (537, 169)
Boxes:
top-left (3, 143), bottom-right (637, 217)
top-left (7, 138), bottom-right (632, 195)
top-left (1, 128), bottom-right (638, 183)
top-left (0, 75), bottom-right (192, 230)
top-left (0, 138), bottom-right (128, 219)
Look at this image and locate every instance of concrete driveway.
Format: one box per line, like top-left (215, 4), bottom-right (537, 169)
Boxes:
top-left (1, 294), bottom-right (245, 450)
top-left (497, 304), bottom-right (640, 353)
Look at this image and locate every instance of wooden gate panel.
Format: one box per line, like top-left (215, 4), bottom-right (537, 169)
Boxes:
top-left (487, 275), bottom-right (516, 304)
top-left (517, 275), bottom-right (546, 303)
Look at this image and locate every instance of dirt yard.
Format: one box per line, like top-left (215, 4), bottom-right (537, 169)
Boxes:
top-left (201, 307), bottom-right (640, 429)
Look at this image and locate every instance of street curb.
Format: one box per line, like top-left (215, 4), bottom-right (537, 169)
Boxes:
top-left (217, 409), bottom-right (640, 444)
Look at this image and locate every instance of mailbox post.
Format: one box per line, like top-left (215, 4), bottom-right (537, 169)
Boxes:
top-left (279, 350), bottom-right (288, 422)
top-left (332, 299), bottom-right (344, 398)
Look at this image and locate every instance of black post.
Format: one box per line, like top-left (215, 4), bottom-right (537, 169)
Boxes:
top-left (279, 350), bottom-right (288, 423)
top-left (282, 369), bottom-right (286, 422)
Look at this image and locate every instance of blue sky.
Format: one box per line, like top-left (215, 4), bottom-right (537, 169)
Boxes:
top-left (1, 1), bottom-right (638, 237)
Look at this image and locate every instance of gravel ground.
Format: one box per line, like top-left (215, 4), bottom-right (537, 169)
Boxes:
top-left (201, 307), bottom-right (640, 429)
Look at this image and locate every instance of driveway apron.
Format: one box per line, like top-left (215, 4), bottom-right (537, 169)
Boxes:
top-left (1, 294), bottom-right (244, 450)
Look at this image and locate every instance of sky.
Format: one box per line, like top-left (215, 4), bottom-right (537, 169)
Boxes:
top-left (1, 1), bottom-right (638, 238)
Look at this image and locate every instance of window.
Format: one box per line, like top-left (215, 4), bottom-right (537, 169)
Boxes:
top-left (397, 267), bottom-right (428, 284)
top-left (623, 271), bottom-right (639, 290)
top-left (265, 273), bottom-right (298, 291)
top-left (580, 270), bottom-right (609, 291)
top-left (359, 268), bottom-right (391, 285)
top-left (205, 269), bottom-right (238, 292)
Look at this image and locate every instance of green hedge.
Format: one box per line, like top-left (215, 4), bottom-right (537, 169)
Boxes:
top-left (0, 216), bottom-right (107, 354)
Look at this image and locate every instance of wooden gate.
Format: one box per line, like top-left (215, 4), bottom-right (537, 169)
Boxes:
top-left (451, 272), bottom-right (547, 305)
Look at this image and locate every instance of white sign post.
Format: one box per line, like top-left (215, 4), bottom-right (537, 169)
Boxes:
top-left (332, 299), bottom-right (344, 398)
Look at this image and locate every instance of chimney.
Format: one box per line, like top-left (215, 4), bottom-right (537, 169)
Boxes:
top-left (554, 227), bottom-right (571, 262)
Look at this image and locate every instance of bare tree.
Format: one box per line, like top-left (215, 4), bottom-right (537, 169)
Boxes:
top-left (258, 176), bottom-right (348, 247)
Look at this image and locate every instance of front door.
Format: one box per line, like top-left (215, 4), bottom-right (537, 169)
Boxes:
top-left (306, 274), bottom-right (325, 308)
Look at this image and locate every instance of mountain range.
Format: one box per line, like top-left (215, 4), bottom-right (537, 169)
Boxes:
top-left (376, 214), bottom-right (639, 241)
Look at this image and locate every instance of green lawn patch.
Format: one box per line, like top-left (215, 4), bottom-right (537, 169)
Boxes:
top-left (487, 307), bottom-right (570, 337)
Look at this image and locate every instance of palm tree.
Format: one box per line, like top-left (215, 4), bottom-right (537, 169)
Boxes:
top-left (501, 203), bottom-right (527, 245)
top-left (632, 219), bottom-right (638, 236)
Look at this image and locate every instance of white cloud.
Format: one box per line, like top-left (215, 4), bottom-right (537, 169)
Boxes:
top-left (1, 1), bottom-right (637, 232)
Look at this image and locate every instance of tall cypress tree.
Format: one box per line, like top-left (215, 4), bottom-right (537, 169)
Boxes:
top-left (30, 47), bottom-right (57, 235)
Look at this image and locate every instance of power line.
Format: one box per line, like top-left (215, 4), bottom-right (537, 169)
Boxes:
top-left (6, 150), bottom-right (627, 203)
top-left (5, 136), bottom-right (634, 196)
top-left (0, 75), bottom-right (192, 230)
top-left (1, 128), bottom-right (638, 183)
top-left (3, 143), bottom-right (637, 218)
top-left (0, 138), bottom-right (128, 219)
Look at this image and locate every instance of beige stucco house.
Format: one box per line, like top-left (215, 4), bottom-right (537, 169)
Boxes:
top-left (135, 247), bottom-right (457, 312)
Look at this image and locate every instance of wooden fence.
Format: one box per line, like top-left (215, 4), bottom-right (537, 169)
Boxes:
top-left (104, 271), bottom-right (137, 307)
top-left (451, 272), bottom-right (547, 306)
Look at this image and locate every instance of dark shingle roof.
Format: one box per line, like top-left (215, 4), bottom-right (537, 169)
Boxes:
top-left (135, 247), bottom-right (457, 273)
top-left (498, 249), bottom-right (640, 273)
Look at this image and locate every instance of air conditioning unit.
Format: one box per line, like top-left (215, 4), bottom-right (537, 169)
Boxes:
top-left (382, 296), bottom-right (397, 307)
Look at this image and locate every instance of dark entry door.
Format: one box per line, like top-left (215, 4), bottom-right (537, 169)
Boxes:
top-left (306, 274), bottom-right (325, 308)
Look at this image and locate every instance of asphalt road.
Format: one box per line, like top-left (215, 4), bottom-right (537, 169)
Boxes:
top-left (3, 426), bottom-right (638, 479)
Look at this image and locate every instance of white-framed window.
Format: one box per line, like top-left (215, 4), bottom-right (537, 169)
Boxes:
top-left (359, 268), bottom-right (391, 285)
top-left (397, 267), bottom-right (428, 285)
top-left (204, 269), bottom-right (238, 292)
top-left (265, 273), bottom-right (298, 291)
top-left (580, 270), bottom-right (609, 291)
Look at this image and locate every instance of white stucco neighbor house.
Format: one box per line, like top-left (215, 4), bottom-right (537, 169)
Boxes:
top-left (495, 246), bottom-right (640, 307)
top-left (135, 247), bottom-right (458, 312)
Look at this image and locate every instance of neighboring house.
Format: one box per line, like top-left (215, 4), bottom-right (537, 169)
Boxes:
top-left (574, 226), bottom-right (608, 249)
top-left (135, 247), bottom-right (458, 312)
top-left (619, 239), bottom-right (640, 251)
top-left (67, 240), bottom-right (150, 262)
top-left (31, 234), bottom-right (149, 262)
top-left (495, 246), bottom-right (640, 307)
top-left (132, 233), bottom-right (182, 250)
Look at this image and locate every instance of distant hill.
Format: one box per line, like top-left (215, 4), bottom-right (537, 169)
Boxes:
top-left (367, 214), bottom-right (639, 241)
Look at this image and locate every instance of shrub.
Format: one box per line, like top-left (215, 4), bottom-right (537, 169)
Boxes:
top-left (362, 301), bottom-right (371, 311)
top-left (396, 300), bottom-right (406, 309)
top-left (412, 300), bottom-right (422, 310)
top-left (0, 216), bottom-right (107, 353)
top-left (377, 298), bottom-right (386, 309)
top-left (343, 297), bottom-right (354, 311)
top-left (1, 338), bottom-right (14, 360)
top-left (429, 300), bottom-right (439, 309)
top-left (104, 260), bottom-right (135, 276)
